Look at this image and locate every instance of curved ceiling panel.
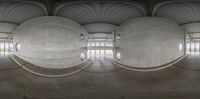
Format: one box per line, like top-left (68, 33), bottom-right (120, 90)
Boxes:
top-left (0, 23), bottom-right (17, 33)
top-left (153, 1), bottom-right (200, 24)
top-left (0, 23), bottom-right (17, 39)
top-left (83, 23), bottom-right (116, 33)
top-left (0, 1), bottom-right (47, 24)
top-left (183, 23), bottom-right (200, 41)
top-left (54, 2), bottom-right (146, 25)
top-left (183, 23), bottom-right (200, 33)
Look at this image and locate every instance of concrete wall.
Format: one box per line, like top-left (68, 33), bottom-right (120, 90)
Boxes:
top-left (114, 17), bottom-right (184, 68)
top-left (13, 16), bottom-right (88, 69)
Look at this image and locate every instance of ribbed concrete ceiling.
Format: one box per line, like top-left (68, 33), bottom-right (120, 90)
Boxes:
top-left (83, 23), bottom-right (116, 33)
top-left (83, 23), bottom-right (116, 39)
top-left (0, 23), bottom-right (17, 33)
top-left (54, 2), bottom-right (147, 25)
top-left (0, 1), bottom-right (47, 24)
top-left (0, 0), bottom-right (200, 40)
top-left (153, 1), bottom-right (200, 42)
top-left (183, 23), bottom-right (200, 41)
top-left (153, 1), bottom-right (200, 25)
top-left (0, 1), bottom-right (47, 39)
top-left (53, 1), bottom-right (146, 38)
top-left (0, 23), bottom-right (17, 39)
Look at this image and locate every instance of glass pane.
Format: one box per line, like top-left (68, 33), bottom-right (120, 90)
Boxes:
top-left (4, 42), bottom-right (9, 54)
top-left (0, 42), bottom-right (4, 50)
top-left (191, 42), bottom-right (195, 54)
top-left (5, 42), bottom-right (9, 51)
top-left (196, 42), bottom-right (200, 54)
top-left (10, 43), bottom-right (14, 52)
top-left (196, 42), bottom-right (199, 51)
top-left (105, 42), bottom-right (113, 47)
top-left (87, 40), bottom-right (113, 60)
top-left (0, 42), bottom-right (1, 51)
top-left (187, 43), bottom-right (190, 54)
top-left (0, 42), bottom-right (4, 55)
top-left (100, 42), bottom-right (104, 46)
top-left (91, 42), bottom-right (95, 47)
top-left (105, 50), bottom-right (112, 55)
top-left (91, 50), bottom-right (95, 56)
top-left (96, 42), bottom-right (100, 47)
top-left (101, 50), bottom-right (104, 54)
top-left (96, 50), bottom-right (99, 55)
top-left (87, 50), bottom-right (90, 59)
top-left (87, 42), bottom-right (91, 47)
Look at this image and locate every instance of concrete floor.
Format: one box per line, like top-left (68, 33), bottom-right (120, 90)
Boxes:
top-left (175, 55), bottom-right (200, 70)
top-left (0, 55), bottom-right (200, 99)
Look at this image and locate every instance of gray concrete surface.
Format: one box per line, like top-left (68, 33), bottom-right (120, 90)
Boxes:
top-left (84, 54), bottom-right (120, 73)
top-left (0, 55), bottom-right (20, 71)
top-left (175, 55), bottom-right (200, 70)
top-left (115, 17), bottom-right (185, 68)
top-left (13, 16), bottom-right (88, 69)
top-left (0, 55), bottom-right (200, 99)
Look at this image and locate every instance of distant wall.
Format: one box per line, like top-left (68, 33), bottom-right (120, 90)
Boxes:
top-left (114, 17), bottom-right (185, 68)
top-left (13, 16), bottom-right (88, 69)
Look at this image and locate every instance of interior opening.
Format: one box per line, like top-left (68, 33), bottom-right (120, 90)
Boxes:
top-left (186, 33), bottom-right (200, 55)
top-left (0, 40), bottom-right (14, 55)
top-left (87, 39), bottom-right (113, 61)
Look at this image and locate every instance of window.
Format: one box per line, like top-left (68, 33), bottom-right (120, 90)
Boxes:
top-left (105, 42), bottom-right (113, 47)
top-left (87, 40), bottom-right (113, 60)
top-left (100, 42), bottom-right (104, 46)
top-left (96, 42), bottom-right (100, 47)
top-left (90, 42), bottom-right (95, 47)
top-left (116, 52), bottom-right (121, 61)
top-left (0, 41), bottom-right (14, 55)
top-left (186, 41), bottom-right (200, 54)
top-left (0, 42), bottom-right (4, 54)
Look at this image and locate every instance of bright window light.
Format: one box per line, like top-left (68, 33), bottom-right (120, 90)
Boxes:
top-left (80, 53), bottom-right (86, 61)
top-left (87, 40), bottom-right (113, 60)
top-left (100, 42), bottom-right (104, 46)
top-left (116, 52), bottom-right (121, 61)
top-left (191, 43), bottom-right (195, 52)
top-left (9, 43), bottom-right (14, 52)
top-left (5, 43), bottom-right (9, 52)
top-left (105, 42), bottom-right (113, 47)
top-left (179, 43), bottom-right (183, 51)
top-left (96, 50), bottom-right (100, 55)
top-left (0, 43), bottom-right (4, 51)
top-left (91, 42), bottom-right (95, 47)
top-left (96, 42), bottom-right (100, 46)
top-left (196, 42), bottom-right (199, 52)
top-left (87, 42), bottom-right (91, 47)
top-left (16, 43), bottom-right (21, 52)
top-left (0, 41), bottom-right (14, 55)
top-left (186, 41), bottom-right (200, 55)
top-left (0, 42), bottom-right (4, 54)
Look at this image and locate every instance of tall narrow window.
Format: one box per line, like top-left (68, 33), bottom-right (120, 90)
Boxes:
top-left (0, 41), bottom-right (13, 55)
top-left (186, 41), bottom-right (200, 55)
top-left (0, 42), bottom-right (4, 55)
top-left (5, 42), bottom-right (9, 54)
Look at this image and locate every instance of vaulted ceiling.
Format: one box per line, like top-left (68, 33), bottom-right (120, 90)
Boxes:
top-left (0, 0), bottom-right (200, 40)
